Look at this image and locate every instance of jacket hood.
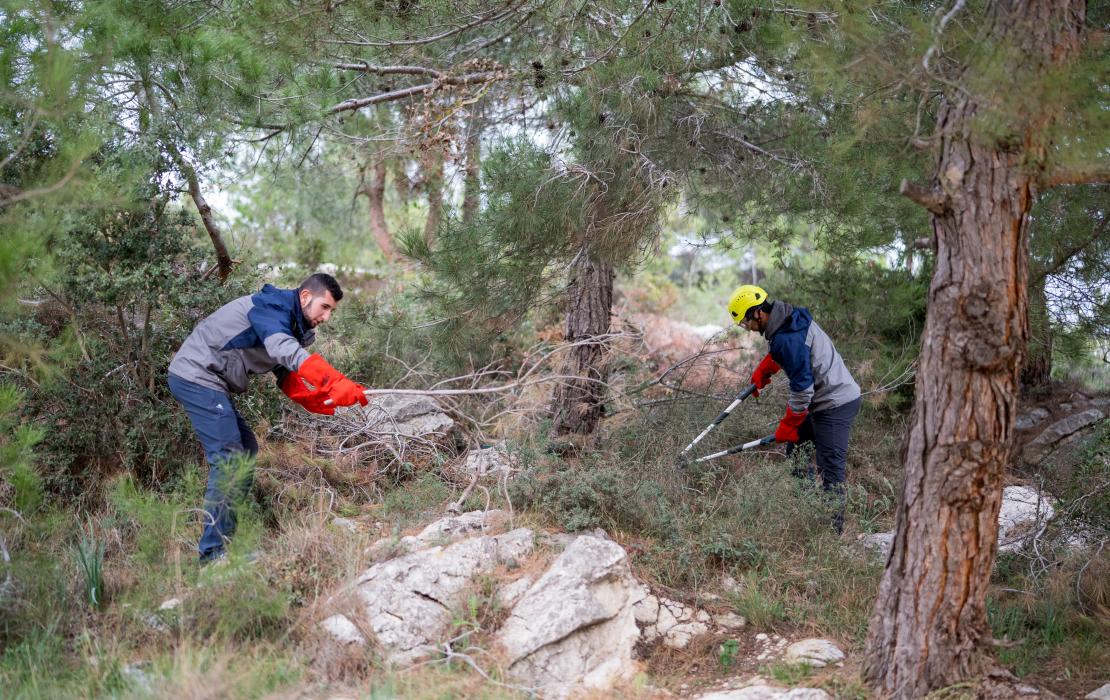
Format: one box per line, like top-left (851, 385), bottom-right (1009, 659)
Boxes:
top-left (763, 300), bottom-right (811, 340)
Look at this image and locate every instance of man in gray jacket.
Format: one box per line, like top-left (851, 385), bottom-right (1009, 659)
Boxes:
top-left (728, 284), bottom-right (862, 533)
top-left (168, 272), bottom-right (367, 562)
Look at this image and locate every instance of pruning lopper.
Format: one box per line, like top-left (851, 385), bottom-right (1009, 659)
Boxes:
top-left (676, 383), bottom-right (776, 466)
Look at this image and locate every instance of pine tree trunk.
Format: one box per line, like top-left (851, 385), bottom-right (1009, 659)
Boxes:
top-left (863, 1), bottom-right (1084, 697)
top-left (548, 252), bottom-right (614, 438)
top-left (365, 159), bottom-right (398, 262)
top-left (393, 159), bottom-right (411, 204)
top-left (1022, 277), bottom-right (1053, 388)
top-left (421, 147), bottom-right (444, 244)
top-left (462, 104), bottom-right (483, 226)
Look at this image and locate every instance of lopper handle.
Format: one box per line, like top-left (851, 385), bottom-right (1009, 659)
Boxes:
top-left (691, 433), bottom-right (777, 464)
top-left (677, 383), bottom-right (759, 457)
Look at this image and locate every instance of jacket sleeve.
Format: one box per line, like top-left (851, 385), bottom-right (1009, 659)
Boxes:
top-left (272, 330), bottom-right (315, 385)
top-left (248, 301), bottom-right (311, 372)
top-left (771, 334), bottom-right (814, 413)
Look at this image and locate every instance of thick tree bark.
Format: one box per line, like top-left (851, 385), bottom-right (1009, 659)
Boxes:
top-left (362, 159), bottom-right (398, 262)
top-left (548, 252), bottom-right (614, 438)
top-left (421, 147), bottom-right (445, 244)
top-left (864, 1), bottom-right (1085, 697)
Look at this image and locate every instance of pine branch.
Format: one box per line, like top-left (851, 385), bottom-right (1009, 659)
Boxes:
top-left (1032, 212), bottom-right (1109, 284)
top-left (325, 2), bottom-right (527, 48)
top-left (333, 64), bottom-right (447, 78)
top-left (327, 71), bottom-right (506, 115)
top-left (1043, 167), bottom-right (1110, 188)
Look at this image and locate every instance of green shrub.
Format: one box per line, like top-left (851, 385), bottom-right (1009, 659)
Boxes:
top-left (5, 193), bottom-right (269, 500)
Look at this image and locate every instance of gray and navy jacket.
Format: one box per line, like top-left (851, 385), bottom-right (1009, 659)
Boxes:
top-left (762, 300), bottom-right (860, 414)
top-left (168, 284), bottom-right (314, 394)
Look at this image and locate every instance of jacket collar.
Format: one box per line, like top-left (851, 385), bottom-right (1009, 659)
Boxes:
top-left (762, 300), bottom-right (794, 340)
top-left (290, 287), bottom-right (310, 340)
top-left (259, 283), bottom-right (310, 341)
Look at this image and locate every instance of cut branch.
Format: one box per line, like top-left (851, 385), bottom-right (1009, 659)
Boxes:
top-left (900, 178), bottom-right (949, 214)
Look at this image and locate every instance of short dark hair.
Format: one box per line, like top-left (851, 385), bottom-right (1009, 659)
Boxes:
top-left (300, 272), bottom-right (343, 301)
top-left (744, 300), bottom-right (774, 321)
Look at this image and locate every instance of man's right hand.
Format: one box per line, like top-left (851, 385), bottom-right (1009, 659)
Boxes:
top-left (750, 353), bottom-right (781, 396)
top-left (297, 354), bottom-right (369, 408)
top-left (281, 371), bottom-right (336, 415)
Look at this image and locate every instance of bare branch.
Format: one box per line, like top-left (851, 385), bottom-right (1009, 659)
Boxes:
top-left (170, 147), bottom-right (235, 282)
top-left (900, 179), bottom-right (948, 214)
top-left (327, 72), bottom-right (506, 116)
top-left (334, 64), bottom-right (445, 78)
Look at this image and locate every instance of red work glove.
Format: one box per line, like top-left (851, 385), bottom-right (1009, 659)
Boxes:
top-left (280, 371), bottom-right (336, 415)
top-left (775, 406), bottom-right (809, 443)
top-left (750, 353), bottom-right (781, 397)
top-left (297, 354), bottom-right (369, 408)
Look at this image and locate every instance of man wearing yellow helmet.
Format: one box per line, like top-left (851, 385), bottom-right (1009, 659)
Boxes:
top-left (728, 284), bottom-right (861, 533)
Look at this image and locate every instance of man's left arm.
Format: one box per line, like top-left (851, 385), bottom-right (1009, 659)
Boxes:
top-left (771, 335), bottom-right (813, 442)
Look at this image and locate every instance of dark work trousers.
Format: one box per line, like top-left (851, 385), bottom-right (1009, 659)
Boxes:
top-left (786, 396), bottom-right (861, 533)
top-left (167, 373), bottom-right (259, 561)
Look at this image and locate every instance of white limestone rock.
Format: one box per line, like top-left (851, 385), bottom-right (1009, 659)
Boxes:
top-left (351, 527), bottom-right (534, 664)
top-left (998, 486), bottom-right (1056, 554)
top-left (497, 535), bottom-right (648, 699)
top-left (714, 612), bottom-right (747, 630)
top-left (1025, 409), bottom-right (1105, 454)
top-left (320, 614), bottom-right (367, 645)
top-left (459, 443), bottom-right (517, 480)
top-left (367, 510), bottom-right (511, 558)
top-left (1015, 407), bottom-right (1051, 431)
top-left (365, 394), bottom-right (460, 443)
top-left (783, 639), bottom-right (845, 668)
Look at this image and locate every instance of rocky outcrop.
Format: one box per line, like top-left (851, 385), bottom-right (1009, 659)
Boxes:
top-left (635, 594), bottom-right (716, 649)
top-left (364, 394), bottom-right (460, 444)
top-left (1024, 408), bottom-right (1105, 458)
top-left (457, 442), bottom-right (517, 480)
top-left (367, 510), bottom-right (511, 559)
top-left (497, 536), bottom-right (648, 699)
top-left (338, 527), bottom-right (534, 664)
top-left (997, 485), bottom-right (1055, 554)
top-left (321, 512), bottom-right (837, 698)
top-left (860, 485), bottom-right (1079, 560)
top-left (1015, 407), bottom-right (1051, 431)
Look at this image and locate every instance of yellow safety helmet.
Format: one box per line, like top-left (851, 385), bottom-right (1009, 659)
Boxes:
top-left (727, 284), bottom-right (768, 325)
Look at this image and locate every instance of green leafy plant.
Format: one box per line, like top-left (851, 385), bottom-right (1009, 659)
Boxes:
top-left (718, 638), bottom-right (741, 668)
top-left (75, 514), bottom-right (105, 610)
top-left (764, 660), bottom-right (814, 686)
